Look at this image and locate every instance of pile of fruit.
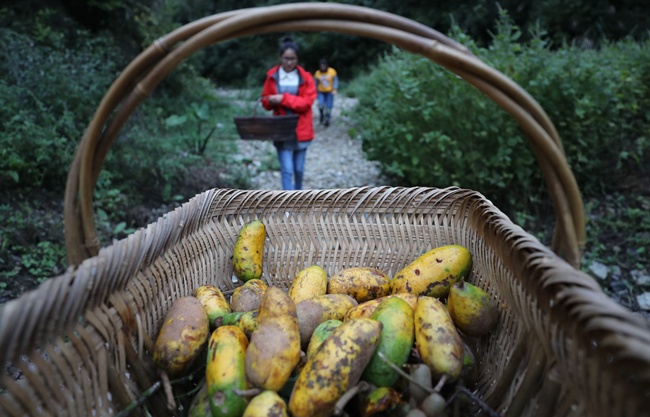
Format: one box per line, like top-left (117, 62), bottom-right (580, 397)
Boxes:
top-left (150, 220), bottom-right (500, 417)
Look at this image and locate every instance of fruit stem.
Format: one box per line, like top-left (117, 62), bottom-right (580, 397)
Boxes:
top-left (377, 351), bottom-right (434, 394)
top-left (433, 374), bottom-right (448, 392)
top-left (333, 381), bottom-right (372, 415)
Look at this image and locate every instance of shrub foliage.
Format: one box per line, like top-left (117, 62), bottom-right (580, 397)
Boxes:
top-left (346, 14), bottom-right (650, 216)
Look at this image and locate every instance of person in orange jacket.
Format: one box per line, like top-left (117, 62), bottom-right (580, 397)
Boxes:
top-left (261, 36), bottom-right (317, 190)
top-left (313, 58), bottom-right (338, 127)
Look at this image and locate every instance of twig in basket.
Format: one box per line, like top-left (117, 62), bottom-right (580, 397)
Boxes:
top-left (333, 381), bottom-right (372, 415)
top-left (456, 385), bottom-right (503, 417)
top-left (115, 381), bottom-right (161, 417)
top-left (159, 370), bottom-right (176, 410)
top-left (174, 376), bottom-right (206, 400)
top-left (114, 368), bottom-right (204, 417)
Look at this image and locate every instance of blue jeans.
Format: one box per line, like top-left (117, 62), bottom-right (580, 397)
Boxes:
top-left (317, 92), bottom-right (334, 116)
top-left (277, 145), bottom-right (308, 190)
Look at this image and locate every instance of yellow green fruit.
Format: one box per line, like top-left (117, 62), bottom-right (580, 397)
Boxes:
top-left (288, 265), bottom-right (328, 304)
top-left (344, 293), bottom-right (418, 321)
top-left (245, 287), bottom-right (301, 391)
top-left (152, 296), bottom-right (209, 377)
top-left (391, 245), bottom-right (472, 298)
top-left (288, 318), bottom-right (382, 417)
top-left (195, 285), bottom-right (231, 328)
top-left (362, 387), bottom-right (402, 417)
top-left (305, 319), bottom-right (343, 359)
top-left (447, 281), bottom-right (499, 337)
top-left (206, 325), bottom-right (249, 417)
top-left (220, 310), bottom-right (258, 338)
top-left (362, 297), bottom-right (415, 387)
top-left (187, 382), bottom-right (211, 417)
top-left (327, 266), bottom-right (392, 303)
top-left (231, 279), bottom-right (268, 312)
top-left (460, 337), bottom-right (477, 380)
top-left (295, 294), bottom-right (358, 349)
top-left (233, 220), bottom-right (266, 282)
top-left (242, 390), bottom-right (288, 417)
top-left (414, 296), bottom-right (463, 381)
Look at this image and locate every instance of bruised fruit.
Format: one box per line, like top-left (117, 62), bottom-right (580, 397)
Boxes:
top-left (328, 266), bottom-right (391, 303)
top-left (288, 265), bottom-right (328, 304)
top-left (153, 296), bottom-right (209, 377)
top-left (231, 279), bottom-right (268, 312)
top-left (245, 287), bottom-right (301, 391)
top-left (362, 387), bottom-right (402, 417)
top-left (447, 281), bottom-right (498, 337)
top-left (288, 318), bottom-right (382, 417)
top-left (295, 294), bottom-right (357, 349)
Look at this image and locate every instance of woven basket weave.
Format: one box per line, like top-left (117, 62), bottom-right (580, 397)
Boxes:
top-left (1, 3), bottom-right (649, 417)
top-left (234, 113), bottom-right (298, 141)
top-left (234, 98), bottom-right (299, 141)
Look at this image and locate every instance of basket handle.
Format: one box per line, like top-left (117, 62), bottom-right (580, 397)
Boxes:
top-left (64, 3), bottom-right (585, 268)
top-left (252, 96), bottom-right (268, 117)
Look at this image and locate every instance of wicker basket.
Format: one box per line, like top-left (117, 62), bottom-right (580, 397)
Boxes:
top-left (234, 98), bottom-right (299, 141)
top-left (2, 3), bottom-right (650, 417)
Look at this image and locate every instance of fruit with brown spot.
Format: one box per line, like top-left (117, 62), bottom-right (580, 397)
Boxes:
top-left (391, 245), bottom-right (472, 298)
top-left (288, 318), bottom-right (382, 417)
top-left (233, 220), bottom-right (266, 282)
top-left (328, 266), bottom-right (391, 303)
top-left (447, 281), bottom-right (499, 337)
top-left (152, 296), bottom-right (209, 377)
top-left (245, 287), bottom-right (301, 391)
top-left (414, 296), bottom-right (463, 381)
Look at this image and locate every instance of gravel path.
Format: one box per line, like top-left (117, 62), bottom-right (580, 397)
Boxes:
top-left (235, 95), bottom-right (390, 190)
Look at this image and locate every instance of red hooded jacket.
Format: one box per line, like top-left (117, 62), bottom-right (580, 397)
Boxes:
top-left (261, 65), bottom-right (317, 142)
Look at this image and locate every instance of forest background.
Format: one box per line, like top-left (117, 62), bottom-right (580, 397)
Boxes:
top-left (1, 0), bottom-right (649, 318)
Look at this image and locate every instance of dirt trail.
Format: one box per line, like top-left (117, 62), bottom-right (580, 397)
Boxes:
top-left (234, 94), bottom-right (389, 190)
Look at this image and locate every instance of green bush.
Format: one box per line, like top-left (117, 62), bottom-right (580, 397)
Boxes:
top-left (346, 14), bottom-right (650, 217)
top-left (1, 10), bottom-right (249, 206)
top-left (0, 25), bottom-right (123, 191)
top-left (0, 7), bottom-right (253, 292)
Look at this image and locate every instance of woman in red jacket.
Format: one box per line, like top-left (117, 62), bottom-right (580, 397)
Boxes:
top-left (261, 36), bottom-right (317, 190)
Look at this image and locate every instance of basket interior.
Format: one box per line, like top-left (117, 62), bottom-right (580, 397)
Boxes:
top-left (2, 187), bottom-right (648, 417)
